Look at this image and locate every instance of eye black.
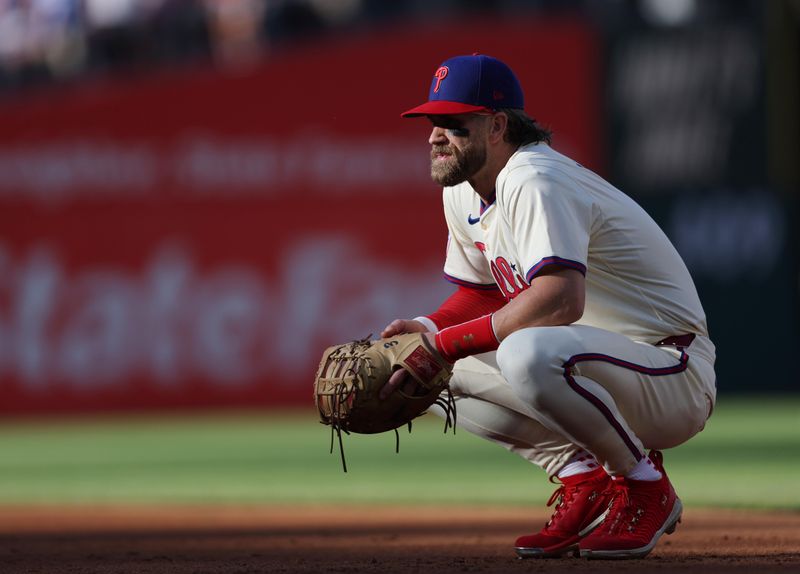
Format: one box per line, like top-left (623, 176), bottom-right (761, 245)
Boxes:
top-left (447, 127), bottom-right (470, 137)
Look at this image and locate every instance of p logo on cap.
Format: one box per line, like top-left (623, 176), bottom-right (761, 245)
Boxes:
top-left (433, 66), bottom-right (449, 93)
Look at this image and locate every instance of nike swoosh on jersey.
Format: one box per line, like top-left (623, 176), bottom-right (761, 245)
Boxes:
top-left (467, 214), bottom-right (480, 225)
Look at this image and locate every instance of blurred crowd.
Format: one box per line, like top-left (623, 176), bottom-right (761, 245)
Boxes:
top-left (0, 0), bottom-right (495, 92)
top-left (0, 0), bottom-right (287, 90)
top-left (0, 0), bottom-right (744, 95)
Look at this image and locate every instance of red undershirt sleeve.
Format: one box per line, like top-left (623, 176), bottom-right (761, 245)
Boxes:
top-left (427, 285), bottom-right (506, 330)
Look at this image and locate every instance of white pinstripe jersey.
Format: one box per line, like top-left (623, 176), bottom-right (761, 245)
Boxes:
top-left (442, 143), bottom-right (711, 344)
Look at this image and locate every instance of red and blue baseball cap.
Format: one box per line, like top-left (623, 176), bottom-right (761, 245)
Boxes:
top-left (401, 54), bottom-right (524, 118)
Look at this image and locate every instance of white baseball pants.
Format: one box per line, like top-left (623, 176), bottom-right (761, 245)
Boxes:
top-left (430, 324), bottom-right (716, 477)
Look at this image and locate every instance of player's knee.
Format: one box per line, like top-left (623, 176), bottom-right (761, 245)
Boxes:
top-left (496, 328), bottom-right (563, 407)
top-left (497, 327), bottom-right (561, 379)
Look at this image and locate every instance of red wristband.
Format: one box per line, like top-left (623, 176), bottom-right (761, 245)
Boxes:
top-left (434, 314), bottom-right (500, 363)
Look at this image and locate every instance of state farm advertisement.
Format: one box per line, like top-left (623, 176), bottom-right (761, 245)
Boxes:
top-left (0, 18), bottom-right (600, 414)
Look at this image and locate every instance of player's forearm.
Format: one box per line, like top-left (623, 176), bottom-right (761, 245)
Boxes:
top-left (491, 269), bottom-right (585, 341)
top-left (431, 267), bottom-right (585, 363)
top-left (426, 285), bottom-right (506, 330)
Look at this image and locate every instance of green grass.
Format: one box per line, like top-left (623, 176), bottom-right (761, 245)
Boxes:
top-left (0, 395), bottom-right (797, 509)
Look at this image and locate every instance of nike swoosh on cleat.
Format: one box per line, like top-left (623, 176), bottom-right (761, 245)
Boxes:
top-left (467, 214), bottom-right (480, 225)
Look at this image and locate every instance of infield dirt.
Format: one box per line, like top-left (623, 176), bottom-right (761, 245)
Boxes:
top-left (1, 505), bottom-right (798, 573)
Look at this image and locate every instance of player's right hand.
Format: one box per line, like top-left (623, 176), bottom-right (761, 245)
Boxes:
top-left (380, 319), bottom-right (428, 339)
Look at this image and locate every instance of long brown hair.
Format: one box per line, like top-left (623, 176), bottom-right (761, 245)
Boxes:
top-left (500, 108), bottom-right (552, 146)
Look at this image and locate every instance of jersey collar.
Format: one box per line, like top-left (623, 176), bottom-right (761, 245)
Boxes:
top-left (479, 191), bottom-right (496, 215)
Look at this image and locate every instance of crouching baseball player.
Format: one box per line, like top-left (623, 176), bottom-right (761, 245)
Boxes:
top-left (380, 54), bottom-right (716, 559)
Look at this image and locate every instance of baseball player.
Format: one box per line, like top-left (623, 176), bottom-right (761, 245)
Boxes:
top-left (380, 54), bottom-right (716, 559)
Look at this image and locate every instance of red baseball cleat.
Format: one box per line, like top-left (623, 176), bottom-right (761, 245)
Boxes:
top-left (579, 451), bottom-right (682, 559)
top-left (515, 467), bottom-right (613, 558)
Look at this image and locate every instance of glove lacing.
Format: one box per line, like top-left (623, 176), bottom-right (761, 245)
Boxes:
top-left (322, 336), bottom-right (457, 473)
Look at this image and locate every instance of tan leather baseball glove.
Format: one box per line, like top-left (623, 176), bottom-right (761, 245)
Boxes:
top-left (313, 333), bottom-right (454, 471)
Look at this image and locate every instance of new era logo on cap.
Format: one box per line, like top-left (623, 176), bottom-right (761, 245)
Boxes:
top-left (401, 54), bottom-right (524, 117)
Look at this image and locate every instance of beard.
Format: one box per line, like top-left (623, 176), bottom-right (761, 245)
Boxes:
top-left (430, 141), bottom-right (487, 187)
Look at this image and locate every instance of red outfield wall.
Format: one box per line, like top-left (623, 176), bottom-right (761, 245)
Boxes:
top-left (0, 18), bottom-right (600, 414)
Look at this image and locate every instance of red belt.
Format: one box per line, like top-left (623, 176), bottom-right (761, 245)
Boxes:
top-left (655, 334), bottom-right (696, 349)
